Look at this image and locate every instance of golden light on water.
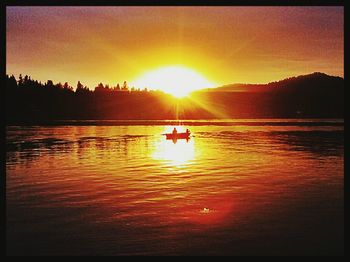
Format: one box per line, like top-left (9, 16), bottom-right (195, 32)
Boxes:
top-left (130, 66), bottom-right (216, 97)
top-left (152, 126), bottom-right (196, 167)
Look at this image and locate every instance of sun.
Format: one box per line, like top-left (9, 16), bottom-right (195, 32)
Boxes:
top-left (130, 66), bottom-right (216, 98)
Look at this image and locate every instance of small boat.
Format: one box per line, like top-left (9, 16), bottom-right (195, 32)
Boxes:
top-left (164, 132), bottom-right (191, 140)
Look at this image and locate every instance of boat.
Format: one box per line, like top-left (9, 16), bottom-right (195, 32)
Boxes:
top-left (164, 132), bottom-right (191, 140)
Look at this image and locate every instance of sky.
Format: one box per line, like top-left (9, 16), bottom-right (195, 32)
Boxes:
top-left (6, 6), bottom-right (344, 89)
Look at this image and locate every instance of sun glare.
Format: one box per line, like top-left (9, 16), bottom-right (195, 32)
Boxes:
top-left (152, 126), bottom-right (196, 167)
top-left (131, 66), bottom-right (216, 98)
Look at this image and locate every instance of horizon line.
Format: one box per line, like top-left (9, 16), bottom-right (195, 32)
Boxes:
top-left (6, 71), bottom-right (344, 91)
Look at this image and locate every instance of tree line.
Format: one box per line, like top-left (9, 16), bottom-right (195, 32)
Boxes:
top-left (5, 74), bottom-right (182, 123)
top-left (6, 74), bottom-right (150, 94)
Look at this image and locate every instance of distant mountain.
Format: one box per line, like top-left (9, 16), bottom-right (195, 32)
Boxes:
top-left (189, 72), bottom-right (344, 118)
top-left (201, 72), bottom-right (344, 93)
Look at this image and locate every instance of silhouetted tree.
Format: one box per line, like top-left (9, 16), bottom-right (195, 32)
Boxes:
top-left (24, 75), bottom-right (29, 84)
top-left (7, 75), bottom-right (17, 89)
top-left (18, 74), bottom-right (23, 86)
top-left (122, 81), bottom-right (128, 91)
top-left (56, 82), bottom-right (63, 89)
top-left (46, 80), bottom-right (54, 87)
top-left (63, 82), bottom-right (73, 92)
top-left (76, 81), bottom-right (83, 91)
top-left (95, 82), bottom-right (105, 92)
top-left (76, 81), bottom-right (90, 94)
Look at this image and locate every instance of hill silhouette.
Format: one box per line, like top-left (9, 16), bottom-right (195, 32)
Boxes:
top-left (5, 72), bottom-right (344, 124)
top-left (190, 72), bottom-right (344, 118)
top-left (201, 72), bottom-right (344, 93)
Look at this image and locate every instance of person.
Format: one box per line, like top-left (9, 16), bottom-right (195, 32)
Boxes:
top-left (186, 128), bottom-right (190, 134)
top-left (172, 127), bottom-right (177, 135)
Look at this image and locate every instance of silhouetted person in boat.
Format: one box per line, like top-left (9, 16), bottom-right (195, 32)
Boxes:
top-left (172, 127), bottom-right (177, 135)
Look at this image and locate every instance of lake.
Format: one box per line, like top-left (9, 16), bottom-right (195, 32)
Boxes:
top-left (6, 119), bottom-right (344, 255)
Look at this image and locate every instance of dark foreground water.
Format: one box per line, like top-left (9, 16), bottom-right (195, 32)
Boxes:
top-left (6, 119), bottom-right (344, 255)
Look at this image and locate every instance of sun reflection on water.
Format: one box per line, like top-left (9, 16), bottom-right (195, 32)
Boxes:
top-left (152, 126), bottom-right (196, 167)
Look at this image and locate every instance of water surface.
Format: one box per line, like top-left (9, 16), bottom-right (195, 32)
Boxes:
top-left (6, 119), bottom-right (344, 255)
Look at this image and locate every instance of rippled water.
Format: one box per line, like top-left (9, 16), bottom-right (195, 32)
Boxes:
top-left (6, 120), bottom-right (344, 255)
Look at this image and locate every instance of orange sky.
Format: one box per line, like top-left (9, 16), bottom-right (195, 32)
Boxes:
top-left (6, 6), bottom-right (344, 89)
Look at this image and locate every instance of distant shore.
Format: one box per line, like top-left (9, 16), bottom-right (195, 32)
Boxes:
top-left (6, 73), bottom-right (344, 122)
